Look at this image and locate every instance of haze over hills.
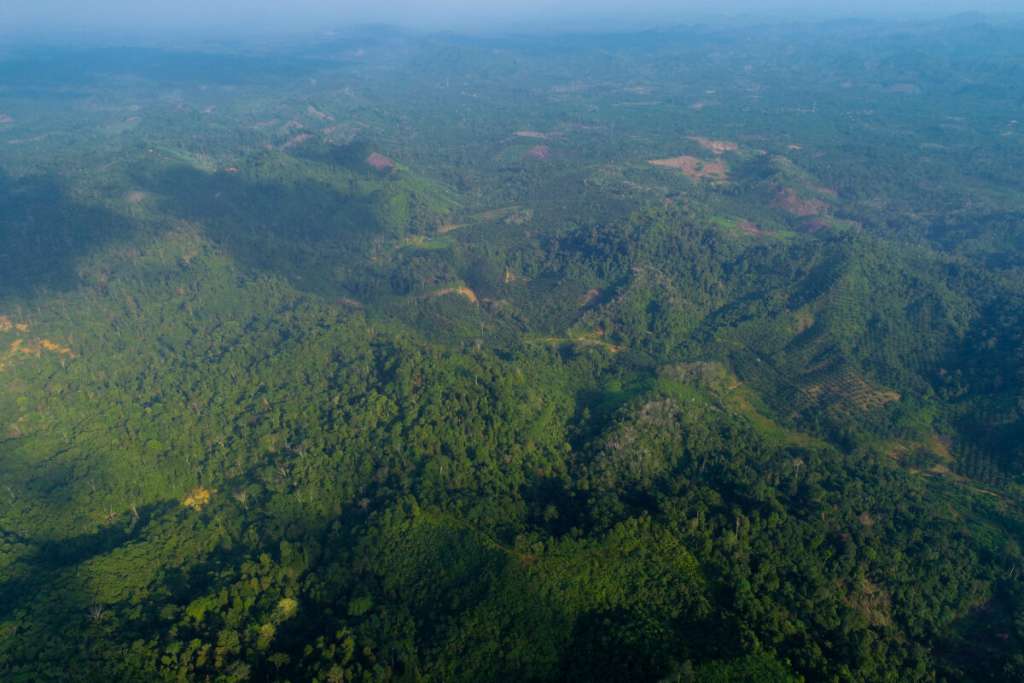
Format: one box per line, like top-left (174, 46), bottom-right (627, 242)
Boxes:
top-left (0, 11), bottom-right (1023, 682)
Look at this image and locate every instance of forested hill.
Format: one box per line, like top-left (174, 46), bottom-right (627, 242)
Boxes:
top-left (1, 16), bottom-right (1023, 682)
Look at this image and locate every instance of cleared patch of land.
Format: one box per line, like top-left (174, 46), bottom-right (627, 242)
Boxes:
top-left (397, 234), bottom-right (453, 251)
top-left (283, 133), bottom-right (313, 149)
top-left (183, 487), bottom-right (213, 511)
top-left (438, 222), bottom-right (467, 234)
top-left (514, 130), bottom-right (547, 139)
top-left (429, 287), bottom-right (479, 304)
top-left (579, 288), bottom-right (601, 307)
top-left (776, 187), bottom-right (829, 217)
top-left (737, 219), bottom-right (765, 236)
top-left (689, 137), bottom-right (738, 154)
top-left (803, 369), bottom-right (900, 415)
top-left (367, 152), bottom-right (396, 171)
top-left (473, 206), bottom-right (532, 225)
top-left (648, 155), bottom-right (729, 181)
top-left (0, 337), bottom-right (75, 373)
top-left (792, 309), bottom-right (815, 334)
top-left (527, 145), bottom-right (550, 160)
top-left (307, 105), bottom-right (333, 121)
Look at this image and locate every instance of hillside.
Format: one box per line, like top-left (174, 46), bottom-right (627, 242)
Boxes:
top-left (1, 18), bottom-right (1023, 682)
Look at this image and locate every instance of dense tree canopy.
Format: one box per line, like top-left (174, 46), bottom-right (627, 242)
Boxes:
top-left (1, 16), bottom-right (1024, 682)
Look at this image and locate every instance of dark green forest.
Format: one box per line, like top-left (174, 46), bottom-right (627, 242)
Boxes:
top-left (1, 15), bottom-right (1024, 682)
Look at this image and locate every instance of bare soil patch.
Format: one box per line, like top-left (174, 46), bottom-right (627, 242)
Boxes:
top-left (1, 337), bottom-right (75, 372)
top-left (793, 309), bottom-right (815, 334)
top-left (648, 155), bottom-right (728, 182)
top-left (776, 188), bottom-right (828, 217)
top-left (126, 191), bottom-right (147, 205)
top-left (514, 130), bottom-right (547, 139)
top-left (307, 105), bottom-right (334, 121)
top-left (38, 339), bottom-right (74, 356)
top-left (430, 287), bottom-right (478, 304)
top-left (0, 114), bottom-right (13, 125)
top-left (183, 487), bottom-right (213, 511)
top-left (527, 145), bottom-right (551, 160)
top-left (579, 288), bottom-right (601, 307)
top-left (283, 133), bottom-right (313, 149)
top-left (927, 434), bottom-right (954, 462)
top-left (367, 152), bottom-right (396, 171)
top-left (737, 219), bottom-right (765, 236)
top-left (689, 137), bottom-right (738, 154)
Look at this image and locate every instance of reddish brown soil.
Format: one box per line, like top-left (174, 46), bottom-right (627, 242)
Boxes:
top-left (367, 152), bottom-right (396, 171)
top-left (776, 188), bottom-right (828, 217)
top-left (283, 133), bottom-right (313, 149)
top-left (307, 105), bottom-right (334, 121)
top-left (579, 288), bottom-right (601, 306)
top-left (737, 219), bottom-right (765, 236)
top-left (648, 155), bottom-right (728, 181)
top-left (527, 145), bottom-right (550, 160)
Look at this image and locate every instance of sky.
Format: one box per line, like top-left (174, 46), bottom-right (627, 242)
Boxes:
top-left (1, 0), bottom-right (1020, 37)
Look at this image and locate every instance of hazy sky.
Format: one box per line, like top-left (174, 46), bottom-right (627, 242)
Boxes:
top-left (1, 0), bottom-right (1020, 36)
